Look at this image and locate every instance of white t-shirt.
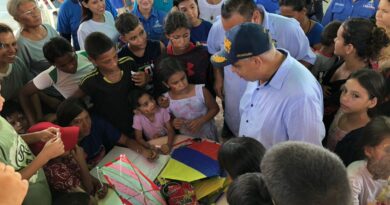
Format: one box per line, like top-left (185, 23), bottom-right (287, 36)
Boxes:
top-left (33, 51), bottom-right (95, 98)
top-left (198, 0), bottom-right (224, 23)
top-left (347, 160), bottom-right (388, 205)
top-left (77, 11), bottom-right (119, 50)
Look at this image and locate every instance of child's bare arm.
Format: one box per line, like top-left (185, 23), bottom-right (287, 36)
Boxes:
top-left (165, 121), bottom-right (176, 150)
top-left (187, 87), bottom-right (220, 132)
top-left (134, 129), bottom-right (154, 149)
top-left (19, 137), bottom-right (64, 180)
top-left (71, 145), bottom-right (93, 194)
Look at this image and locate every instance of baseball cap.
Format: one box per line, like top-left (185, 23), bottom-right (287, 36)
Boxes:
top-left (211, 22), bottom-right (273, 68)
top-left (27, 122), bottom-right (80, 155)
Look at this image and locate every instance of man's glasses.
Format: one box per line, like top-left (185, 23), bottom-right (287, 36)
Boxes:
top-left (21, 6), bottom-right (40, 17)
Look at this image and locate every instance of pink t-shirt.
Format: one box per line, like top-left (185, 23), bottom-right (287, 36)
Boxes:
top-left (132, 108), bottom-right (170, 140)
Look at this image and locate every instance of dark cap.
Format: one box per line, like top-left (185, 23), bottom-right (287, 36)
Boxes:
top-left (211, 22), bottom-right (273, 68)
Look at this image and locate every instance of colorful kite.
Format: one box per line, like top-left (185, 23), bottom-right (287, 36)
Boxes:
top-left (159, 140), bottom-right (222, 182)
top-left (100, 154), bottom-right (167, 205)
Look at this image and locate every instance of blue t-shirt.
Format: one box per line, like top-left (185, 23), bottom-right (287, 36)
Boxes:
top-left (307, 21), bottom-right (323, 47)
top-left (57, 0), bottom-right (117, 50)
top-left (132, 7), bottom-right (166, 42)
top-left (322, 0), bottom-right (378, 26)
top-left (190, 19), bottom-right (212, 44)
top-left (79, 114), bottom-right (121, 163)
top-left (133, 0), bottom-right (173, 13)
top-left (254, 0), bottom-right (279, 13)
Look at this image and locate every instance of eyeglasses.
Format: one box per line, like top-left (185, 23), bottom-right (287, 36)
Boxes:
top-left (0, 42), bottom-right (17, 50)
top-left (20, 6), bottom-right (40, 17)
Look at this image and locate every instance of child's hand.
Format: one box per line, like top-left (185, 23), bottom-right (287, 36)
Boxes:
top-left (187, 118), bottom-right (204, 133)
top-left (39, 127), bottom-right (59, 142)
top-left (132, 71), bottom-right (148, 87)
top-left (71, 145), bottom-right (85, 164)
top-left (92, 178), bottom-right (108, 199)
top-left (157, 96), bottom-right (170, 108)
top-left (141, 148), bottom-right (158, 160)
top-left (41, 136), bottom-right (65, 161)
top-left (173, 118), bottom-right (184, 130)
top-left (160, 144), bottom-right (171, 155)
top-left (0, 163), bottom-right (29, 205)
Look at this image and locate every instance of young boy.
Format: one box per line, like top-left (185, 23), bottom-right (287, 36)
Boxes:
top-left (19, 37), bottom-right (95, 125)
top-left (73, 32), bottom-right (148, 137)
top-left (116, 13), bottom-right (165, 91)
top-left (0, 93), bottom-right (65, 205)
top-left (1, 101), bottom-right (28, 134)
top-left (160, 11), bottom-right (214, 96)
top-left (174, 0), bottom-right (212, 44)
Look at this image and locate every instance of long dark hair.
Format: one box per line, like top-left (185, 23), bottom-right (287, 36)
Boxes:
top-left (80, 0), bottom-right (94, 23)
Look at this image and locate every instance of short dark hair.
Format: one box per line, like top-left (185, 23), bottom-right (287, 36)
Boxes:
top-left (227, 173), bottom-right (273, 205)
top-left (84, 32), bottom-right (114, 59)
top-left (56, 97), bottom-right (86, 126)
top-left (221, 0), bottom-right (256, 20)
top-left (320, 20), bottom-right (342, 46)
top-left (260, 142), bottom-right (351, 205)
top-left (43, 37), bottom-right (74, 64)
top-left (0, 23), bottom-right (13, 34)
top-left (174, 0), bottom-right (200, 17)
top-left (1, 101), bottom-right (23, 118)
top-left (358, 116), bottom-right (390, 155)
top-left (218, 137), bottom-right (266, 179)
top-left (128, 88), bottom-right (151, 110)
top-left (115, 13), bottom-right (140, 35)
top-left (278, 0), bottom-right (312, 12)
top-left (164, 11), bottom-right (192, 35)
top-left (157, 57), bottom-right (187, 83)
top-left (342, 18), bottom-right (390, 61)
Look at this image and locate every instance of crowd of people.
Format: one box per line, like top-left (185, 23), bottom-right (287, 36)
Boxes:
top-left (1, 0), bottom-right (390, 204)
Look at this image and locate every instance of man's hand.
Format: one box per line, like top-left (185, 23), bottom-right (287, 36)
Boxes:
top-left (132, 71), bottom-right (148, 87)
top-left (40, 137), bottom-right (65, 161)
top-left (39, 127), bottom-right (58, 142)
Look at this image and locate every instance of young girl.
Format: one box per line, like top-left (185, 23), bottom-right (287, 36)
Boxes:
top-left (174, 0), bottom-right (212, 44)
top-left (347, 116), bottom-right (390, 205)
top-left (129, 89), bottom-right (175, 154)
top-left (162, 11), bottom-right (214, 97)
top-left (78, 0), bottom-right (119, 50)
top-left (158, 57), bottom-right (219, 141)
top-left (327, 69), bottom-right (386, 151)
top-left (322, 18), bottom-right (389, 131)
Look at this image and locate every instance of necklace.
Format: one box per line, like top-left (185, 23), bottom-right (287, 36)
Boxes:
top-left (305, 19), bottom-right (312, 34)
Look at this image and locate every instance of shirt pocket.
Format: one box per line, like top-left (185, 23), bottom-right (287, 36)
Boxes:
top-left (331, 3), bottom-right (345, 20)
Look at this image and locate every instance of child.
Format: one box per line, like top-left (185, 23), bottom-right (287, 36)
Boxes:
top-left (311, 21), bottom-right (342, 82)
top-left (217, 137), bottom-right (266, 205)
top-left (57, 97), bottom-right (158, 164)
top-left (73, 32), bottom-right (147, 137)
top-left (347, 116), bottom-right (390, 205)
top-left (0, 94), bottom-right (65, 205)
top-left (78, 0), bottom-right (119, 50)
top-left (326, 70), bottom-right (386, 151)
top-left (19, 36), bottom-right (95, 126)
top-left (28, 122), bottom-right (108, 204)
top-left (115, 13), bottom-right (165, 91)
top-left (158, 57), bottom-right (219, 140)
top-left (174, 0), bottom-right (212, 44)
top-left (162, 11), bottom-right (214, 97)
top-left (1, 101), bottom-right (28, 134)
top-left (129, 89), bottom-right (175, 154)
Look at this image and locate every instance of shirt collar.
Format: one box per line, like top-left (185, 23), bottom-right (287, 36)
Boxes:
top-left (263, 49), bottom-right (290, 90)
top-left (134, 6), bottom-right (158, 20)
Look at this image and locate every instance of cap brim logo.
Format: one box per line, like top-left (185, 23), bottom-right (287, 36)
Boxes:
top-left (211, 55), bottom-right (227, 63)
top-left (224, 37), bottom-right (232, 54)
